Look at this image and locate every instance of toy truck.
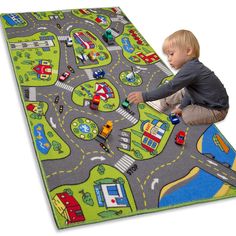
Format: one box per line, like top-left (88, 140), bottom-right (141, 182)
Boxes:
top-left (102, 29), bottom-right (114, 45)
top-left (99, 120), bottom-right (113, 139)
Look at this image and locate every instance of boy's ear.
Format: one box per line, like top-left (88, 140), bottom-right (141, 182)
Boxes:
top-left (186, 47), bottom-right (193, 56)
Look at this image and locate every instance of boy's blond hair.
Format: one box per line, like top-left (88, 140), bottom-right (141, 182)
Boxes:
top-left (162, 30), bottom-right (200, 58)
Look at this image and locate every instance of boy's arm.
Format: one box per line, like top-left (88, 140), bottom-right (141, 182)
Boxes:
top-left (179, 93), bottom-right (191, 109)
top-left (142, 63), bottom-right (197, 102)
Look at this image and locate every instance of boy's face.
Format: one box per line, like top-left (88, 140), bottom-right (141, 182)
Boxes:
top-left (165, 46), bottom-right (192, 69)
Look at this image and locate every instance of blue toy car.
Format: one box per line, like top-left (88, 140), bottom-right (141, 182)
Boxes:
top-left (93, 69), bottom-right (105, 79)
top-left (169, 113), bottom-right (180, 125)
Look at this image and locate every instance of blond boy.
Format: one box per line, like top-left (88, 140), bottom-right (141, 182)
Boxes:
top-left (127, 30), bottom-right (229, 125)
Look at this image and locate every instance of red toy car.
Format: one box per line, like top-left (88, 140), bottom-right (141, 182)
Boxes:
top-left (59, 71), bottom-right (71, 82)
top-left (90, 94), bottom-right (100, 110)
top-left (175, 131), bottom-right (186, 145)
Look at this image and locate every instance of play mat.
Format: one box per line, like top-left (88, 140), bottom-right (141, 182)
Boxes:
top-left (1, 7), bottom-right (236, 229)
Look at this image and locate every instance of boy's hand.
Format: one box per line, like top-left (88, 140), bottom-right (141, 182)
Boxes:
top-left (127, 91), bottom-right (144, 104)
top-left (171, 107), bottom-right (183, 116)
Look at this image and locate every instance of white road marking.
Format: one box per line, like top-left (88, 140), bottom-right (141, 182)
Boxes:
top-left (90, 156), bottom-right (106, 161)
top-left (85, 69), bottom-right (94, 80)
top-left (151, 178), bottom-right (159, 190)
top-left (207, 160), bottom-right (218, 166)
top-left (115, 155), bottom-right (135, 173)
top-left (107, 45), bottom-right (122, 51)
top-left (55, 81), bottom-right (74, 92)
top-left (217, 173), bottom-right (228, 180)
top-left (37, 27), bottom-right (47, 30)
top-left (29, 87), bottom-right (36, 101)
top-left (116, 107), bottom-right (138, 124)
top-left (50, 117), bottom-right (57, 129)
top-left (66, 25), bottom-right (73, 31)
top-left (85, 20), bottom-right (94, 25)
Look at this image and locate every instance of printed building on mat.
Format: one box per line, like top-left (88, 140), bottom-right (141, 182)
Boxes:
top-left (52, 192), bottom-right (85, 224)
top-left (94, 183), bottom-right (129, 208)
top-left (140, 119), bottom-right (167, 152)
top-left (33, 60), bottom-right (52, 80)
top-left (136, 52), bottom-right (160, 64)
top-left (2, 14), bottom-right (24, 26)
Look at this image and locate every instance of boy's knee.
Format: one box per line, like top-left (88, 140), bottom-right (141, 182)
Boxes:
top-left (182, 111), bottom-right (193, 125)
top-left (182, 107), bottom-right (198, 125)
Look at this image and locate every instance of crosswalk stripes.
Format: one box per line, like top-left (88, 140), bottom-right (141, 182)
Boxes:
top-left (85, 69), bottom-right (94, 80)
top-left (146, 101), bottom-right (162, 112)
top-left (57, 36), bottom-right (69, 41)
top-left (111, 17), bottom-right (128, 25)
top-left (107, 28), bottom-right (119, 37)
top-left (116, 107), bottom-right (138, 124)
top-left (155, 62), bottom-right (172, 76)
top-left (115, 154), bottom-right (135, 173)
top-left (107, 46), bottom-right (122, 51)
top-left (29, 87), bottom-right (36, 101)
top-left (55, 81), bottom-right (74, 92)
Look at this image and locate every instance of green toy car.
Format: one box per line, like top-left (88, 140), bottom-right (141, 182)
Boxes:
top-left (122, 99), bottom-right (130, 109)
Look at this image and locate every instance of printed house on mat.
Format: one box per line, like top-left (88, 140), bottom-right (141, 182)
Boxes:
top-left (33, 60), bottom-right (52, 80)
top-left (53, 192), bottom-right (85, 225)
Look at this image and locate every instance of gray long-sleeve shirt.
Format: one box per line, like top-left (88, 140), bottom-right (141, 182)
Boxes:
top-left (142, 59), bottom-right (229, 110)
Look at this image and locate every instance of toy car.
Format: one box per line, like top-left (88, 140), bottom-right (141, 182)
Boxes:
top-left (93, 69), bottom-right (105, 79)
top-left (100, 143), bottom-right (110, 153)
top-left (90, 94), bottom-right (100, 110)
top-left (54, 95), bottom-right (59, 104)
top-left (175, 131), bottom-right (186, 145)
top-left (59, 105), bottom-right (63, 113)
top-left (169, 113), bottom-right (180, 125)
top-left (67, 65), bottom-right (75, 73)
top-left (122, 99), bottom-right (130, 109)
top-left (59, 71), bottom-right (70, 82)
top-left (56, 23), bottom-right (61, 29)
top-left (66, 37), bottom-right (73, 47)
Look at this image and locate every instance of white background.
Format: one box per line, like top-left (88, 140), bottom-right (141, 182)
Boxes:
top-left (0, 0), bottom-right (236, 235)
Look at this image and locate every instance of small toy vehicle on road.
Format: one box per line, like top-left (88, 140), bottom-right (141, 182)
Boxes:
top-left (90, 94), bottom-right (100, 110)
top-left (102, 29), bottom-right (114, 45)
top-left (175, 131), bottom-right (186, 145)
top-left (54, 96), bottom-right (59, 104)
top-left (100, 143), bottom-right (110, 153)
top-left (66, 37), bottom-right (73, 47)
top-left (56, 23), bottom-right (61, 29)
top-left (100, 120), bottom-right (113, 139)
top-left (93, 69), bottom-right (105, 79)
top-left (59, 71), bottom-right (70, 82)
top-left (122, 98), bottom-right (130, 109)
top-left (169, 113), bottom-right (180, 125)
top-left (59, 105), bottom-right (64, 113)
top-left (67, 65), bottom-right (75, 73)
